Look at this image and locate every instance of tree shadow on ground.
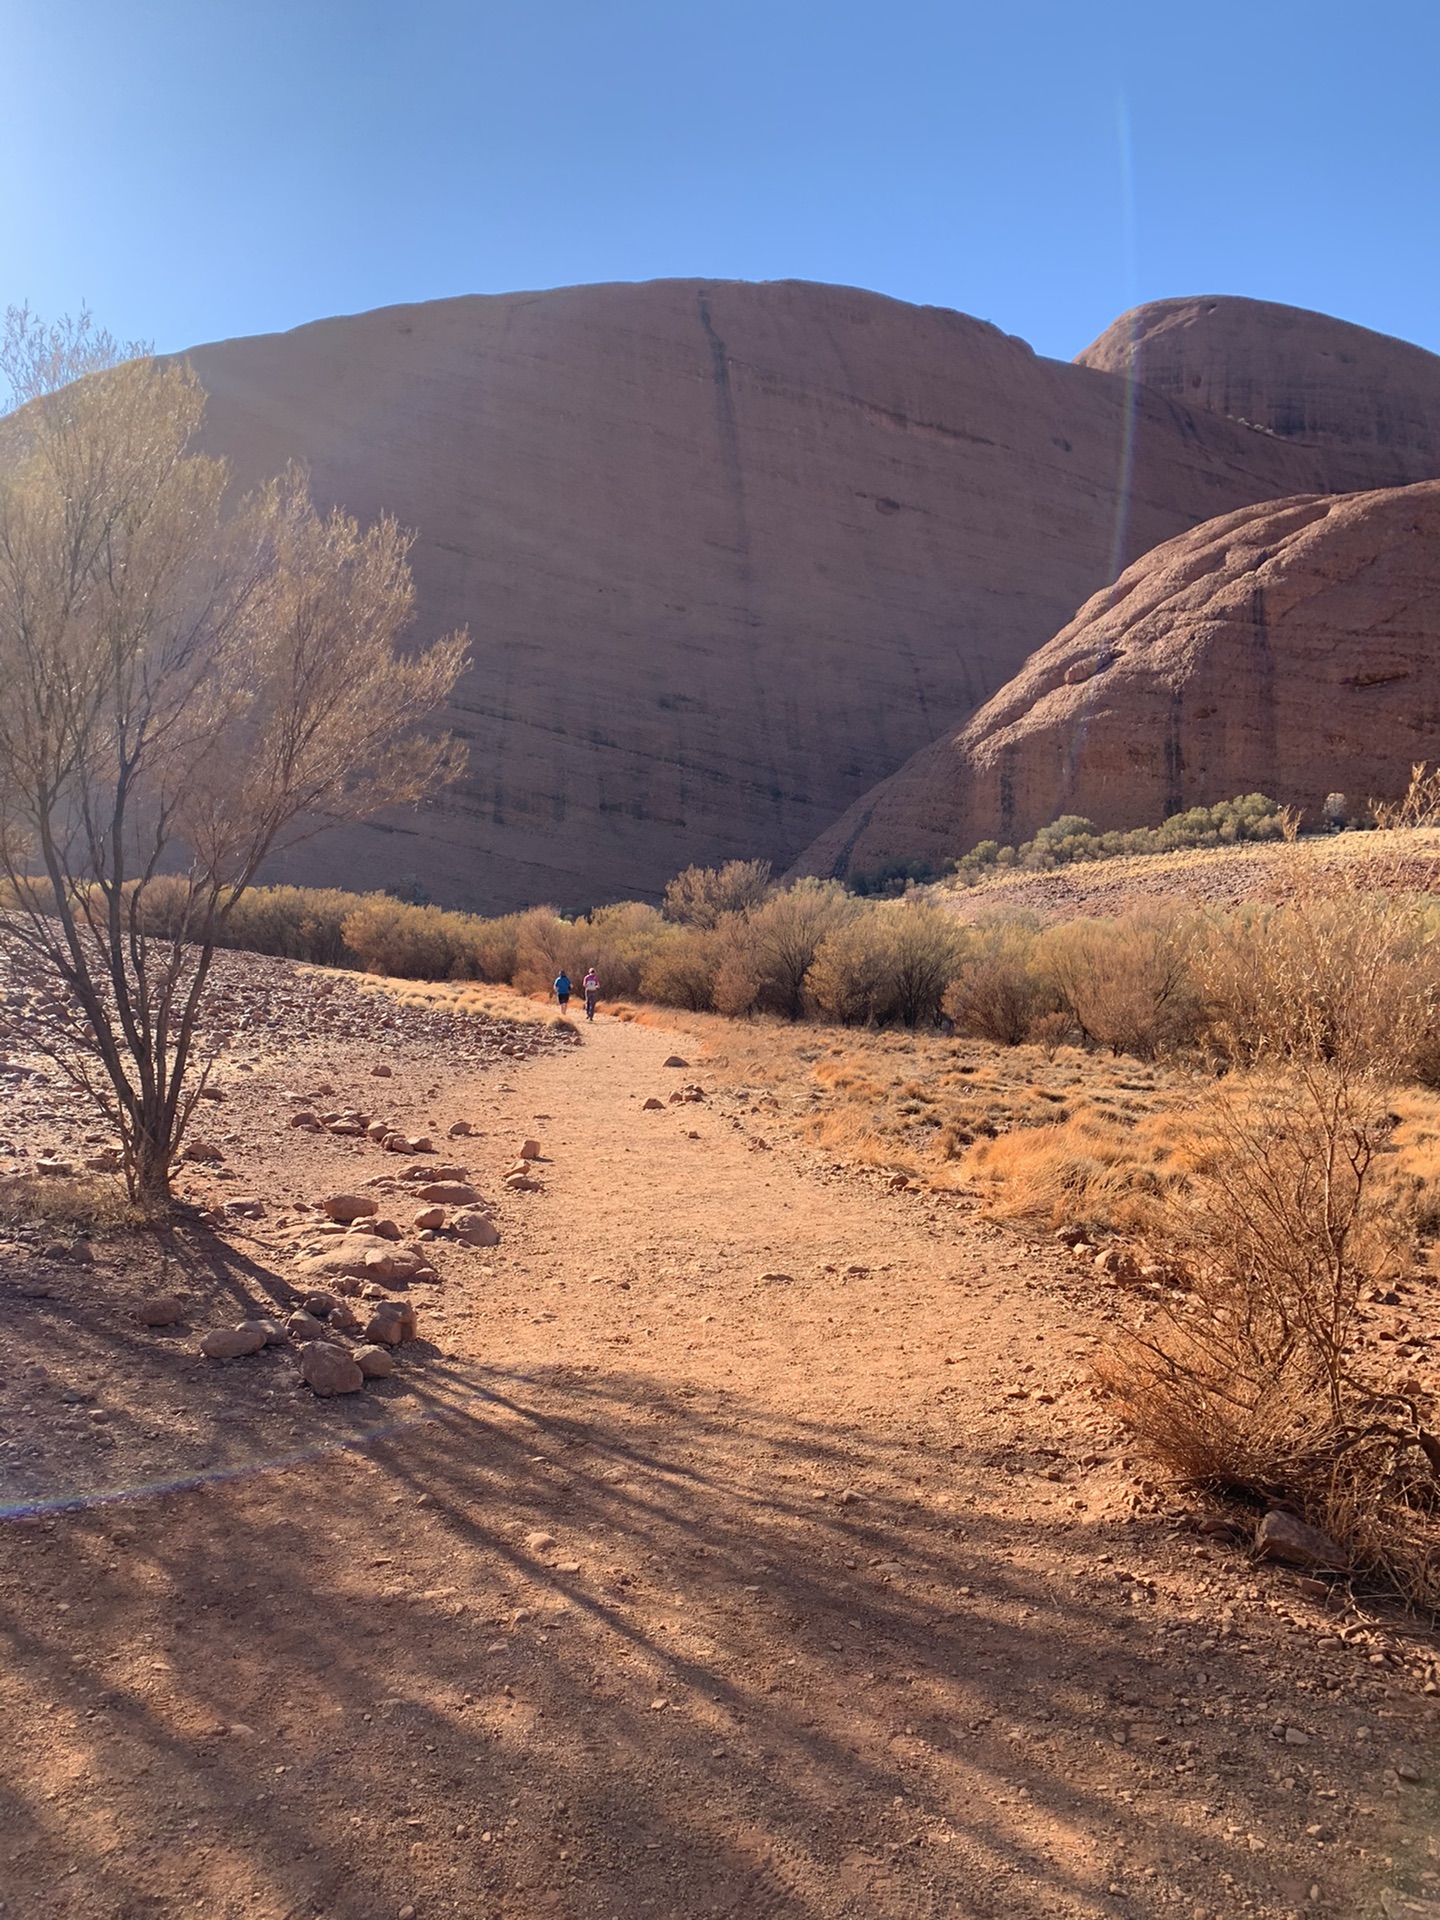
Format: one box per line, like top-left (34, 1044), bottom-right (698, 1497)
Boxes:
top-left (0, 1346), bottom-right (1407, 1920)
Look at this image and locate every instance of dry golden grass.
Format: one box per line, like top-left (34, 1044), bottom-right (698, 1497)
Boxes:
top-left (936, 825), bottom-right (1440, 925)
top-left (299, 966), bottom-right (563, 1029)
top-left (0, 1172), bottom-right (144, 1235)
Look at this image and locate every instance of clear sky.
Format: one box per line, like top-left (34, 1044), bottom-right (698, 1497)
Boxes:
top-left (2, 0), bottom-right (1436, 363)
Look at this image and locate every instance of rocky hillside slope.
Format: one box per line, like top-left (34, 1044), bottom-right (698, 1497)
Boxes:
top-left (796, 481), bottom-right (1440, 875)
top-left (182, 280), bottom-right (1396, 911)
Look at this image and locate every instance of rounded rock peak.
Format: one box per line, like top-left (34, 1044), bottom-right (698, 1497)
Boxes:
top-left (1075, 294), bottom-right (1440, 482)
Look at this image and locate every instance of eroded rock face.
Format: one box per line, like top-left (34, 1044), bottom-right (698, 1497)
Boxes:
top-left (797, 482), bottom-right (1440, 873)
top-left (1076, 296), bottom-right (1440, 486)
top-left (183, 279), bottom-right (1362, 911)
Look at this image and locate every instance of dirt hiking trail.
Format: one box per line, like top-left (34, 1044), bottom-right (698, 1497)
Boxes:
top-left (1, 989), bottom-right (1436, 1920)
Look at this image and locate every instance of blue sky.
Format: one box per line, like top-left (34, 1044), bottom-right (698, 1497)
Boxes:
top-left (2, 0), bottom-right (1436, 362)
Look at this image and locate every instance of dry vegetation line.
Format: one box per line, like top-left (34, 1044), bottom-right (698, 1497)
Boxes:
top-left (4, 1002), bottom-right (1440, 1920)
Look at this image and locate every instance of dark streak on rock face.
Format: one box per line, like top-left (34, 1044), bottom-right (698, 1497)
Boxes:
top-left (180, 280), bottom-right (1367, 913)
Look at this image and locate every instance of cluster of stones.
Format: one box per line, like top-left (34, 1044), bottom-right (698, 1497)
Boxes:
top-left (142, 1278), bottom-right (415, 1397)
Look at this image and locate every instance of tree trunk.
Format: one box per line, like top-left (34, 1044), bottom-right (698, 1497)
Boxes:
top-left (128, 1108), bottom-right (176, 1211)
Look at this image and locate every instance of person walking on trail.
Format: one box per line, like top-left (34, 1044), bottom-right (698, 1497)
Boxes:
top-left (583, 966), bottom-right (600, 1021)
top-left (554, 971), bottom-right (572, 1014)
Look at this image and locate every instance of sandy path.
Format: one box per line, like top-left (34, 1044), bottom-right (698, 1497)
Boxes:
top-left (1, 997), bottom-right (1435, 1920)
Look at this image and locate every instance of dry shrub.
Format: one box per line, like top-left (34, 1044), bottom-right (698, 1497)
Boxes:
top-left (943, 918), bottom-right (1052, 1044)
top-left (1034, 912), bottom-right (1201, 1058)
top-left (1099, 1067), bottom-right (1440, 1603)
top-left (806, 900), bottom-right (963, 1028)
top-left (639, 929), bottom-right (719, 1010)
top-left (340, 898), bottom-right (471, 978)
top-left (1197, 890), bottom-right (1440, 1084)
top-left (512, 902), bottom-right (668, 999)
top-left (662, 858), bottom-right (772, 927)
top-left (702, 882), bottom-right (855, 1018)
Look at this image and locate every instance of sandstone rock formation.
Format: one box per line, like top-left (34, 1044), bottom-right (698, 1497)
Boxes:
top-left (796, 483), bottom-right (1440, 875)
top-left (183, 279), bottom-right (1371, 911)
top-left (1077, 296), bottom-right (1440, 487)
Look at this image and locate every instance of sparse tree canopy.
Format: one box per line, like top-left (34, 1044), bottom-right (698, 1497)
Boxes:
top-left (0, 337), bottom-right (468, 1204)
top-left (661, 857), bottom-right (772, 928)
top-left (1, 302), bottom-right (152, 413)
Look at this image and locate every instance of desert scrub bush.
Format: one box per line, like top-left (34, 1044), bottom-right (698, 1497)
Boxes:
top-left (639, 928), bottom-right (720, 1010)
top-left (847, 855), bottom-right (949, 898)
top-left (1035, 912), bottom-right (1202, 1058)
top-left (942, 918), bottom-right (1056, 1044)
top-left (706, 880), bottom-right (857, 1018)
top-left (340, 898), bottom-right (474, 979)
top-left (662, 858), bottom-right (772, 927)
top-left (1196, 889), bottom-right (1440, 1083)
top-left (512, 902), bottom-right (671, 998)
top-left (1100, 1066), bottom-right (1440, 1603)
top-left (807, 899), bottom-right (963, 1027)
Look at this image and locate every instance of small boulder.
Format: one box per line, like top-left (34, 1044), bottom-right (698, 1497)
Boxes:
top-left (200, 1325), bottom-right (266, 1360)
top-left (371, 1063), bottom-right (393, 1078)
top-left (322, 1193), bottom-right (377, 1225)
top-left (372, 1217), bottom-right (403, 1241)
top-left (413, 1205), bottom-right (447, 1231)
top-left (365, 1300), bottom-right (418, 1345)
top-left (452, 1211), bottom-right (500, 1247)
top-left (663, 1056), bottom-right (689, 1069)
top-left (447, 1119), bottom-right (473, 1138)
top-left (181, 1140), bottom-right (225, 1164)
top-left (286, 1310), bottom-right (327, 1342)
top-left (302, 1291), bottom-right (337, 1317)
top-left (1255, 1509), bottom-right (1349, 1571)
top-left (137, 1294), bottom-right (183, 1327)
top-left (642, 1098), bottom-right (664, 1112)
top-left (505, 1171), bottom-right (541, 1191)
top-left (414, 1182), bottom-right (481, 1207)
top-left (362, 1246), bottom-right (426, 1285)
top-left (289, 1111), bottom-right (324, 1132)
top-left (519, 1139), bottom-right (542, 1160)
top-left (353, 1344), bottom-right (396, 1379)
top-left (299, 1341), bottom-right (364, 1396)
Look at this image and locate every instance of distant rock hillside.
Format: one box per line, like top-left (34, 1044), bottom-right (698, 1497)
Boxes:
top-left (795, 482), bottom-right (1440, 877)
top-left (182, 279), bottom-right (1377, 912)
top-left (1077, 296), bottom-right (1440, 486)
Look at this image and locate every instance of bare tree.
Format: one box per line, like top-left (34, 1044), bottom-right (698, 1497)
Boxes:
top-left (0, 346), bottom-right (467, 1205)
top-left (1, 302), bottom-right (152, 413)
top-left (661, 858), bottom-right (772, 928)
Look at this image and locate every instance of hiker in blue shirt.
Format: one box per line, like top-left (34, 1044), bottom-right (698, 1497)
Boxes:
top-left (554, 971), bottom-right (572, 1013)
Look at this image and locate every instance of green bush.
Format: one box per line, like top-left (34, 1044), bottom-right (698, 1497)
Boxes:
top-left (954, 793), bottom-right (1288, 881)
